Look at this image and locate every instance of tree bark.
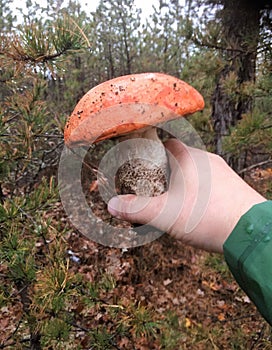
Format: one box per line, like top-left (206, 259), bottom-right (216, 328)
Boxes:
top-left (211, 0), bottom-right (261, 171)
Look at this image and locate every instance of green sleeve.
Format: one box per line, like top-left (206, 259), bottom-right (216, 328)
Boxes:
top-left (223, 200), bottom-right (272, 326)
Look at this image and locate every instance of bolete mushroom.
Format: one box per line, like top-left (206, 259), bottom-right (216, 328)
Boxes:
top-left (64, 72), bottom-right (204, 197)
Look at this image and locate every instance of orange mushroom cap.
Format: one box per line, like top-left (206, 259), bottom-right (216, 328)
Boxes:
top-left (64, 72), bottom-right (204, 147)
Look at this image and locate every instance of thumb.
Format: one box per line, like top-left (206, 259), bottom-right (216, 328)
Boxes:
top-left (108, 194), bottom-right (164, 225)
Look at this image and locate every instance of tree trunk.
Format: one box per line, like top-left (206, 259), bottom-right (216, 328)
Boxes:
top-left (107, 42), bottom-right (115, 79)
top-left (211, 0), bottom-right (261, 171)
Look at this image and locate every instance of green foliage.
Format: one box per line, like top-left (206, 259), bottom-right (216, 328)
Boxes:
top-left (139, 0), bottom-right (191, 75)
top-left (90, 0), bottom-right (141, 78)
top-left (0, 230), bottom-right (36, 284)
top-left (125, 303), bottom-right (160, 338)
top-left (222, 67), bottom-right (272, 162)
top-left (223, 112), bottom-right (272, 156)
top-left (8, 15), bottom-right (89, 67)
top-left (0, 72), bottom-right (63, 192)
top-left (204, 253), bottom-right (231, 279)
top-left (0, 174), bottom-right (162, 348)
top-left (41, 318), bottom-right (71, 347)
top-left (99, 272), bottom-right (116, 292)
top-left (34, 258), bottom-right (75, 314)
top-left (159, 311), bottom-right (184, 349)
top-left (89, 326), bottom-right (116, 350)
top-left (0, 0), bottom-right (16, 32)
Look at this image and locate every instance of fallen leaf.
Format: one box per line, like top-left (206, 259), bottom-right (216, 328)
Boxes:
top-left (217, 313), bottom-right (225, 321)
top-left (185, 317), bottom-right (192, 328)
top-left (89, 180), bottom-right (98, 192)
top-left (163, 278), bottom-right (172, 286)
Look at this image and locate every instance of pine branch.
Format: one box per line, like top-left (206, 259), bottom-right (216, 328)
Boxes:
top-left (192, 36), bottom-right (248, 54)
top-left (238, 158), bottom-right (272, 175)
top-left (5, 46), bottom-right (79, 64)
top-left (0, 133), bottom-right (63, 138)
top-left (0, 337), bottom-right (30, 349)
top-left (260, 124), bottom-right (272, 130)
top-left (0, 319), bottom-right (23, 349)
top-left (0, 16), bottom-right (90, 66)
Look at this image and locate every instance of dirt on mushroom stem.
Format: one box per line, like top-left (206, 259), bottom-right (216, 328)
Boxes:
top-left (114, 126), bottom-right (169, 197)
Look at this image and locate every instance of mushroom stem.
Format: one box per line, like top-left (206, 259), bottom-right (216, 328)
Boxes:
top-left (115, 126), bottom-right (169, 196)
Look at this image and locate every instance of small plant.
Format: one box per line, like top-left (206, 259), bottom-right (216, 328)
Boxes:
top-left (41, 318), bottom-right (71, 348)
top-left (121, 302), bottom-right (160, 339)
top-left (204, 253), bottom-right (231, 279)
top-left (159, 311), bottom-right (184, 349)
top-left (89, 326), bottom-right (116, 350)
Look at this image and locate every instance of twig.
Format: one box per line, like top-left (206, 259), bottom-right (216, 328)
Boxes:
top-left (260, 124), bottom-right (272, 130)
top-left (68, 147), bottom-right (113, 195)
top-left (218, 313), bottom-right (259, 323)
top-left (68, 320), bottom-right (90, 333)
top-left (249, 323), bottom-right (266, 350)
top-left (7, 47), bottom-right (74, 64)
top-left (0, 337), bottom-right (30, 349)
top-left (192, 36), bottom-right (249, 54)
top-left (238, 159), bottom-right (272, 175)
top-left (0, 133), bottom-right (63, 139)
top-left (43, 140), bottom-right (64, 155)
top-left (69, 18), bottom-right (91, 48)
top-left (10, 200), bottom-right (50, 248)
top-left (0, 319), bottom-right (23, 349)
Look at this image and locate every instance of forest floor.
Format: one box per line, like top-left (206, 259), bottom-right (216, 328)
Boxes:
top-left (1, 153), bottom-right (272, 349)
top-left (69, 165), bottom-right (272, 349)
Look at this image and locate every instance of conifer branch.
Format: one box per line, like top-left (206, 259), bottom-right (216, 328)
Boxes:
top-left (238, 158), bottom-right (272, 174)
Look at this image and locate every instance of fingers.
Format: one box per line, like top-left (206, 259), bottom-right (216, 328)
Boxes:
top-left (164, 139), bottom-right (192, 179)
top-left (107, 139), bottom-right (188, 228)
top-left (108, 194), bottom-right (166, 225)
top-left (164, 138), bottom-right (187, 162)
top-left (164, 138), bottom-right (186, 153)
top-left (107, 139), bottom-right (190, 230)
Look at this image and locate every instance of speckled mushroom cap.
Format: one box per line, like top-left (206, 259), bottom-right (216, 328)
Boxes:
top-left (64, 72), bottom-right (204, 147)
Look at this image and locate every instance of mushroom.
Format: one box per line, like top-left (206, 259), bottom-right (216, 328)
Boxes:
top-left (64, 72), bottom-right (204, 197)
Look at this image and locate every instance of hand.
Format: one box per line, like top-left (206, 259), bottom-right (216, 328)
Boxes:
top-left (108, 139), bottom-right (266, 253)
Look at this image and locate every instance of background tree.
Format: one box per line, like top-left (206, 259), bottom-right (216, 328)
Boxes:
top-left (90, 0), bottom-right (141, 79)
top-left (188, 0), bottom-right (272, 170)
top-left (139, 0), bottom-right (192, 75)
top-left (0, 0), bottom-right (16, 31)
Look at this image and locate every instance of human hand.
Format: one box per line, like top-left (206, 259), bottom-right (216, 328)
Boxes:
top-left (108, 139), bottom-right (266, 253)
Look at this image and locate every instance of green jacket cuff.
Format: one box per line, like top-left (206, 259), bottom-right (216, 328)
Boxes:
top-left (223, 200), bottom-right (272, 325)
